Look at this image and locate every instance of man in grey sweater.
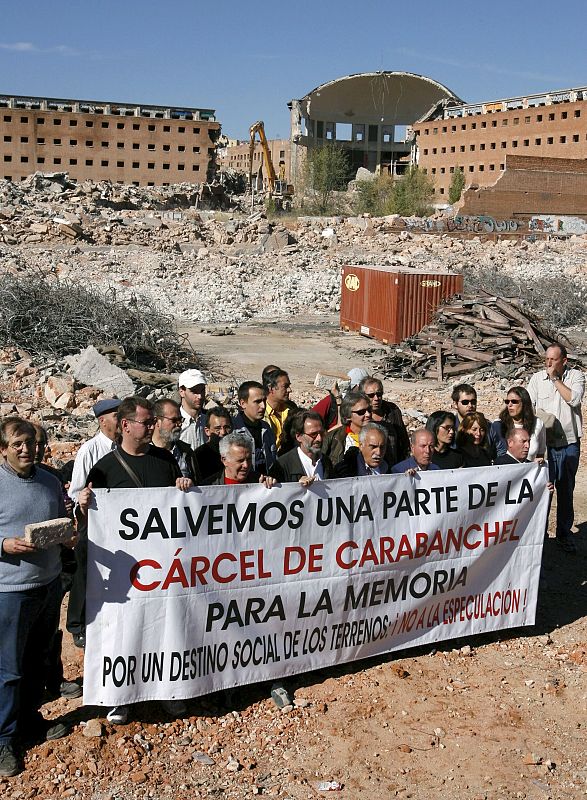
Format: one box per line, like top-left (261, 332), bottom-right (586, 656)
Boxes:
top-left (0, 417), bottom-right (71, 777)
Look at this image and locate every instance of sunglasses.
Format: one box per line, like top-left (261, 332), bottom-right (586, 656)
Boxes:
top-left (459, 399), bottom-right (476, 406)
top-left (366, 391), bottom-right (383, 398)
top-left (504, 399), bottom-right (521, 405)
top-left (352, 407), bottom-right (371, 416)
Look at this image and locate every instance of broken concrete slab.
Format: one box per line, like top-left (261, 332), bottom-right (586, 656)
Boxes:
top-left (66, 345), bottom-right (135, 398)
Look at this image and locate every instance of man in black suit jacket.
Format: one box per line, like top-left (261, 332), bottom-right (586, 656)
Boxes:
top-left (494, 429), bottom-right (530, 465)
top-left (269, 411), bottom-right (332, 484)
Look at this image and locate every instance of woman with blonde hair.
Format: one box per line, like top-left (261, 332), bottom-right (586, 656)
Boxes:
top-left (456, 411), bottom-right (493, 467)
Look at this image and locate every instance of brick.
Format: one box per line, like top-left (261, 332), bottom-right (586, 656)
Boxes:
top-left (24, 517), bottom-right (74, 549)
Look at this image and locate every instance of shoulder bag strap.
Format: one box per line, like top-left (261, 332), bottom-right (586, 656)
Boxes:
top-left (112, 448), bottom-right (144, 488)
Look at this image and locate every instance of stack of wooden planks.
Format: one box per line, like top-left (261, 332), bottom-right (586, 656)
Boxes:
top-left (380, 291), bottom-right (578, 381)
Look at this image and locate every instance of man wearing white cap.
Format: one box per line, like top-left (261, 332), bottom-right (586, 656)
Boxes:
top-left (66, 398), bottom-right (120, 649)
top-left (178, 368), bottom-right (207, 451)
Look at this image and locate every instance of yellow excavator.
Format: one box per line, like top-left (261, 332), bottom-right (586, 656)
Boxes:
top-left (248, 120), bottom-right (293, 208)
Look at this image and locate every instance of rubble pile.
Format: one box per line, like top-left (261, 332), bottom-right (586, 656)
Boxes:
top-left (2, 173), bottom-right (587, 327)
top-left (380, 291), bottom-right (582, 381)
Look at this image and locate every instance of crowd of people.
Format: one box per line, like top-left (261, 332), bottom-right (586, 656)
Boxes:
top-left (0, 342), bottom-right (583, 776)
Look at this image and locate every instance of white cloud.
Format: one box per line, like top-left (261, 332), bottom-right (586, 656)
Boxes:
top-left (0, 42), bottom-right (37, 52)
top-left (0, 41), bottom-right (81, 56)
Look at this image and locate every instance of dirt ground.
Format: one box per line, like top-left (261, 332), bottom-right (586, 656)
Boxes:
top-left (3, 319), bottom-right (586, 800)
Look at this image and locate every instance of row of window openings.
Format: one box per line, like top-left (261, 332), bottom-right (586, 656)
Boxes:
top-left (3, 116), bottom-right (202, 133)
top-left (425, 165), bottom-right (503, 175)
top-left (423, 134), bottom-right (582, 155)
top-left (3, 155), bottom-right (200, 170)
top-left (239, 151), bottom-right (287, 160)
top-left (423, 109), bottom-right (581, 134)
top-left (5, 178), bottom-right (185, 186)
top-left (3, 136), bottom-right (202, 153)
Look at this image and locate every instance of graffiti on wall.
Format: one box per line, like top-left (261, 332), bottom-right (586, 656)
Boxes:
top-left (403, 215), bottom-right (519, 233)
top-left (528, 215), bottom-right (587, 235)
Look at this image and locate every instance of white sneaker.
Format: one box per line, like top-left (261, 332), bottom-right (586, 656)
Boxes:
top-left (106, 705), bottom-right (129, 725)
top-left (161, 699), bottom-right (187, 717)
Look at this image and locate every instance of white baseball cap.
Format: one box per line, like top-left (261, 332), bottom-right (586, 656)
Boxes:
top-left (178, 368), bottom-right (207, 389)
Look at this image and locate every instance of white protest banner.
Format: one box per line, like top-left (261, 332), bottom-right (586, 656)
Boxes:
top-left (83, 463), bottom-right (549, 706)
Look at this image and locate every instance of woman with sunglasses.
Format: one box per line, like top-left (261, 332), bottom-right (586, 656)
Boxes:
top-left (425, 411), bottom-right (464, 469)
top-left (322, 391), bottom-right (372, 467)
top-left (455, 411), bottom-right (493, 467)
top-left (490, 386), bottom-right (545, 461)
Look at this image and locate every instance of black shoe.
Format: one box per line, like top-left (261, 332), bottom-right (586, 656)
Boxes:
top-left (72, 633), bottom-right (86, 649)
top-left (0, 743), bottom-right (21, 777)
top-left (60, 680), bottom-right (83, 700)
top-left (19, 713), bottom-right (70, 745)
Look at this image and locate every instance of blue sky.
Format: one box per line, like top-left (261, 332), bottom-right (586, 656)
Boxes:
top-left (1, 1), bottom-right (585, 141)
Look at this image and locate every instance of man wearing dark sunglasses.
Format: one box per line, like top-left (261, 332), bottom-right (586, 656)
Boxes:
top-left (359, 376), bottom-right (409, 467)
top-left (451, 383), bottom-right (478, 426)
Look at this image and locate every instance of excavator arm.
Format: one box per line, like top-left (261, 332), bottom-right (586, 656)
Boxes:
top-left (249, 120), bottom-right (277, 193)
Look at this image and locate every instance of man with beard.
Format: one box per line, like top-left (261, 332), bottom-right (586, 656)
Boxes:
top-left (193, 407), bottom-right (232, 482)
top-left (333, 423), bottom-right (390, 477)
top-left (269, 411), bottom-right (332, 484)
top-left (152, 399), bottom-right (200, 482)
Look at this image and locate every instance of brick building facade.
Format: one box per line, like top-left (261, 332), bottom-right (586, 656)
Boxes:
top-left (412, 87), bottom-right (587, 200)
top-left (0, 94), bottom-right (220, 186)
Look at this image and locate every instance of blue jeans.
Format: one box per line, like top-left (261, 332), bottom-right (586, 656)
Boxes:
top-left (0, 578), bottom-right (61, 745)
top-left (548, 442), bottom-right (580, 541)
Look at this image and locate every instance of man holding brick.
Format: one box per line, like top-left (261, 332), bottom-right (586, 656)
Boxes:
top-left (0, 417), bottom-right (71, 777)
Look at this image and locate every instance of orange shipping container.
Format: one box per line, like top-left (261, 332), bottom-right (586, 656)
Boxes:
top-left (340, 265), bottom-right (463, 344)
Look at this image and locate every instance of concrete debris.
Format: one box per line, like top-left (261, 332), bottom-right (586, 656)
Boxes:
top-left (66, 345), bottom-right (136, 398)
top-left (2, 174), bottom-right (587, 332)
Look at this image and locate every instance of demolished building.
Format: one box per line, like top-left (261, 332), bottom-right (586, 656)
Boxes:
top-left (288, 71), bottom-right (461, 183)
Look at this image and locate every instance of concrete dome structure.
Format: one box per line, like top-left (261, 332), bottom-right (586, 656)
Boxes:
top-left (298, 71), bottom-right (461, 126)
top-left (289, 71), bottom-right (462, 178)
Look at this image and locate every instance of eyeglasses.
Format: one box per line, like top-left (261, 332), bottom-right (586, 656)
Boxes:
top-left (303, 429), bottom-right (324, 440)
top-left (157, 415), bottom-right (183, 424)
top-left (439, 425), bottom-right (454, 432)
top-left (352, 407), bottom-right (371, 417)
top-left (459, 399), bottom-right (476, 406)
top-left (8, 439), bottom-right (36, 451)
top-left (504, 399), bottom-right (521, 405)
top-left (126, 417), bottom-right (156, 428)
top-left (365, 391), bottom-right (383, 398)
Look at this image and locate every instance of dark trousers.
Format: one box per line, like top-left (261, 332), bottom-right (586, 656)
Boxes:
top-left (548, 441), bottom-right (580, 541)
top-left (0, 578), bottom-right (61, 745)
top-left (66, 526), bottom-right (87, 636)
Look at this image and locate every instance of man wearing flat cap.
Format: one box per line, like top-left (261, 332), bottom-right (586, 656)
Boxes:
top-left (178, 369), bottom-right (207, 451)
top-left (66, 397), bottom-right (120, 649)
